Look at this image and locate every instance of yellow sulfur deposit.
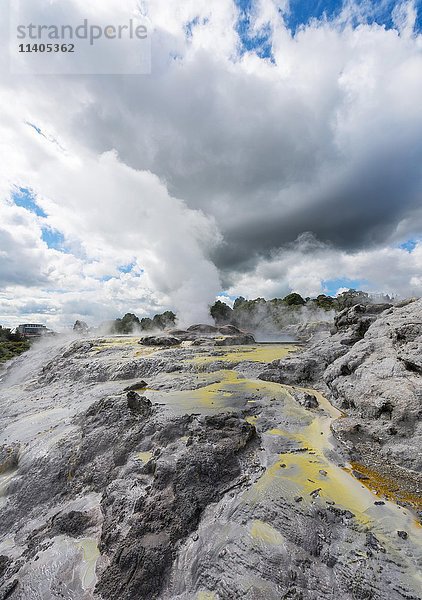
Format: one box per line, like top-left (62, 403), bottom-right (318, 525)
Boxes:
top-left (250, 520), bottom-right (284, 545)
top-left (136, 451), bottom-right (153, 464)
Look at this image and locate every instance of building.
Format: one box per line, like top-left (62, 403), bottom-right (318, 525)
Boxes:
top-left (16, 324), bottom-right (49, 338)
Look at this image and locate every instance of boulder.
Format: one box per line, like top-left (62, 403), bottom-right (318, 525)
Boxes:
top-left (124, 381), bottom-right (148, 392)
top-left (215, 333), bottom-right (255, 346)
top-left (217, 325), bottom-right (244, 336)
top-left (292, 390), bottom-right (319, 409)
top-left (127, 391), bottom-right (152, 414)
top-left (140, 336), bottom-right (181, 347)
top-left (186, 324), bottom-right (218, 334)
top-left (51, 511), bottom-right (92, 537)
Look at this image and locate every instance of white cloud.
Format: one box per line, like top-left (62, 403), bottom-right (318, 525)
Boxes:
top-left (0, 0), bottom-right (421, 328)
top-left (226, 234), bottom-right (422, 299)
top-left (0, 100), bottom-right (221, 328)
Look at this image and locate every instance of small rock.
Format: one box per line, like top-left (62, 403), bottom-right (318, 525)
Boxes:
top-left (366, 532), bottom-right (385, 553)
top-left (0, 444), bottom-right (20, 475)
top-left (397, 530), bottom-right (408, 540)
top-left (326, 555), bottom-right (337, 568)
top-left (319, 470), bottom-right (327, 477)
top-left (124, 381), bottom-right (148, 392)
top-left (351, 470), bottom-right (369, 481)
top-left (295, 391), bottom-right (319, 409)
top-left (310, 488), bottom-right (322, 499)
top-left (0, 555), bottom-right (11, 580)
top-left (127, 391), bottom-right (152, 413)
top-left (51, 511), bottom-right (92, 537)
top-left (374, 501), bottom-right (385, 506)
top-left (140, 336), bottom-right (181, 347)
top-left (294, 496), bottom-right (303, 503)
top-left (328, 506), bottom-right (354, 519)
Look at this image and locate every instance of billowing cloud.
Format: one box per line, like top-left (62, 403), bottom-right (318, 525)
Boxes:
top-left (0, 101), bottom-right (221, 327)
top-left (0, 0), bottom-right (421, 328)
top-left (226, 232), bottom-right (422, 299)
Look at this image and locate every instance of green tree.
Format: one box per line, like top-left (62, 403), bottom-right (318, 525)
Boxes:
top-left (140, 317), bottom-right (154, 331)
top-left (0, 325), bottom-right (30, 362)
top-left (113, 313), bottom-right (141, 334)
top-left (314, 294), bottom-right (335, 310)
top-left (283, 293), bottom-right (306, 306)
top-left (210, 300), bottom-right (233, 325)
top-left (233, 296), bottom-right (246, 310)
top-left (152, 311), bottom-right (176, 330)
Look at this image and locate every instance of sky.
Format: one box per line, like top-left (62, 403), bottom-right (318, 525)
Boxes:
top-left (0, 0), bottom-right (422, 329)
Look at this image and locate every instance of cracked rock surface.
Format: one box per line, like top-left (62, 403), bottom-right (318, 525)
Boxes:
top-left (260, 300), bottom-right (422, 497)
top-left (0, 330), bottom-right (421, 599)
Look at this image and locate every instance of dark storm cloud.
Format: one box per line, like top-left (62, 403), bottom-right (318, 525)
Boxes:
top-left (2, 0), bottom-right (422, 325)
top-left (56, 19), bottom-right (422, 276)
top-left (213, 138), bottom-right (422, 270)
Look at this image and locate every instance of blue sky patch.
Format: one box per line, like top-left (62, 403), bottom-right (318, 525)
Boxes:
top-left (288, 0), bottom-right (421, 33)
top-left (400, 239), bottom-right (418, 253)
top-left (236, 0), bottom-right (421, 40)
top-left (323, 277), bottom-right (369, 296)
top-left (285, 0), bottom-right (342, 31)
top-left (12, 187), bottom-right (46, 218)
top-left (118, 262), bottom-right (137, 274)
top-left (235, 0), bottom-right (274, 60)
top-left (219, 291), bottom-right (237, 302)
top-left (41, 227), bottom-right (66, 251)
top-left (98, 263), bottom-right (142, 282)
top-left (12, 188), bottom-right (71, 254)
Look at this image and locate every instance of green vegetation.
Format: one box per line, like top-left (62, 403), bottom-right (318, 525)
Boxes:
top-left (209, 289), bottom-right (378, 332)
top-left (110, 313), bottom-right (142, 334)
top-left (109, 311), bottom-right (176, 334)
top-left (0, 326), bottom-right (30, 363)
top-left (210, 300), bottom-right (233, 324)
top-left (140, 311), bottom-right (176, 331)
top-left (282, 292), bottom-right (306, 306)
top-left (334, 289), bottom-right (371, 310)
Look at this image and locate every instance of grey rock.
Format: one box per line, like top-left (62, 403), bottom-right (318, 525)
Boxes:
top-left (126, 391), bottom-right (152, 414)
top-left (260, 299), bottom-right (422, 476)
top-left (124, 381), bottom-right (148, 391)
top-left (366, 532), bottom-right (386, 553)
top-left (0, 555), bottom-right (11, 581)
top-left (140, 336), bottom-right (182, 347)
top-left (0, 445), bottom-right (20, 475)
top-left (0, 328), bottom-right (421, 600)
top-left (186, 324), bottom-right (218, 334)
top-left (51, 511), bottom-right (92, 537)
top-left (214, 333), bottom-right (255, 346)
top-left (96, 414), bottom-right (256, 600)
top-left (259, 356), bottom-right (322, 385)
top-left (292, 391), bottom-right (319, 409)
